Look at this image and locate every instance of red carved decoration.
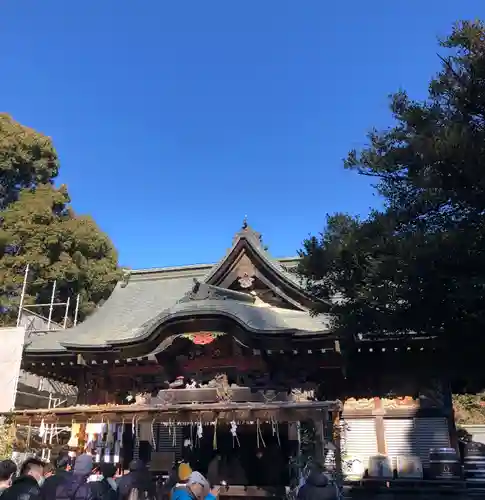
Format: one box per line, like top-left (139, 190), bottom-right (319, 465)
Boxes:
top-left (192, 332), bottom-right (216, 345)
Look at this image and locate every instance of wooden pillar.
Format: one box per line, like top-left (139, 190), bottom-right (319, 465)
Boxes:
top-left (374, 397), bottom-right (386, 454)
top-left (443, 379), bottom-right (459, 452)
top-left (76, 368), bottom-right (88, 405)
top-left (312, 417), bottom-right (324, 463)
top-left (332, 410), bottom-right (342, 474)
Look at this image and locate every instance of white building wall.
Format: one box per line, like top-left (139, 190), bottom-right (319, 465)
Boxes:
top-left (0, 311), bottom-right (78, 411)
top-left (0, 327), bottom-right (26, 412)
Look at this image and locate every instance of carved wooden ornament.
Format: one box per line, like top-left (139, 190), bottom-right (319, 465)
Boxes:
top-left (181, 332), bottom-right (225, 345)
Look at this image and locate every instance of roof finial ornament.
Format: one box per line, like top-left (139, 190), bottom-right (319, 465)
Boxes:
top-left (242, 215), bottom-right (248, 230)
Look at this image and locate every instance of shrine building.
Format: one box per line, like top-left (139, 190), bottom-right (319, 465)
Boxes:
top-left (16, 223), bottom-right (455, 484)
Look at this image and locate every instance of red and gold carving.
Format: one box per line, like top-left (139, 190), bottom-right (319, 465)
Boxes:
top-left (181, 332), bottom-right (225, 345)
top-left (343, 396), bottom-right (419, 412)
top-left (381, 396), bottom-right (419, 410)
top-left (343, 398), bottom-right (375, 411)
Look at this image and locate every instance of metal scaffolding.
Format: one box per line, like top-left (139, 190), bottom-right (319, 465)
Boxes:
top-left (40, 394), bottom-right (69, 462)
top-left (16, 264), bottom-right (81, 333)
top-left (12, 265), bottom-right (80, 418)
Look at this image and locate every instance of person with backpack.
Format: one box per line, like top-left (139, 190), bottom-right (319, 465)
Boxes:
top-left (88, 464), bottom-right (117, 500)
top-left (0, 460), bottom-right (17, 495)
top-left (54, 454), bottom-right (95, 500)
top-left (171, 472), bottom-right (219, 500)
top-left (116, 460), bottom-right (155, 500)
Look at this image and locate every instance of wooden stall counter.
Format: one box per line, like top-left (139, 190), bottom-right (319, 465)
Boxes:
top-left (219, 485), bottom-right (289, 498)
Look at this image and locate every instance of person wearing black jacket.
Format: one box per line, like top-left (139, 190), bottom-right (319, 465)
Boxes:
top-left (2, 458), bottom-right (45, 500)
top-left (0, 460), bottom-right (17, 495)
top-left (41, 452), bottom-right (72, 500)
top-left (54, 454), bottom-right (94, 500)
top-left (297, 464), bottom-right (338, 500)
top-left (89, 464), bottom-right (117, 500)
top-left (117, 460), bottom-right (155, 500)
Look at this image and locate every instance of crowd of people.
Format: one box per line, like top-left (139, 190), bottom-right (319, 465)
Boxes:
top-left (0, 452), bottom-right (337, 500)
top-left (0, 453), bottom-right (221, 500)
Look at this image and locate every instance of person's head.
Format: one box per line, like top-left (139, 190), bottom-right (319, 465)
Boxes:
top-left (128, 459), bottom-right (146, 473)
top-left (55, 451), bottom-right (70, 470)
top-left (99, 463), bottom-right (117, 479)
top-left (0, 459), bottom-right (17, 486)
top-left (177, 462), bottom-right (192, 483)
top-left (72, 454), bottom-right (94, 476)
top-left (20, 458), bottom-right (45, 486)
top-left (43, 462), bottom-right (55, 478)
top-left (309, 462), bottom-right (324, 473)
top-left (186, 471), bottom-right (210, 500)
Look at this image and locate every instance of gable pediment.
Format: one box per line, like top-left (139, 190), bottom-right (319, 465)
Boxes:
top-left (205, 224), bottom-right (312, 310)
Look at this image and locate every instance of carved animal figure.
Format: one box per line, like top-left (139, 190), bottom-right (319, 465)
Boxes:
top-left (185, 379), bottom-right (198, 389)
top-left (168, 376), bottom-right (185, 389)
top-left (214, 373), bottom-right (233, 402)
top-left (134, 392), bottom-right (151, 405)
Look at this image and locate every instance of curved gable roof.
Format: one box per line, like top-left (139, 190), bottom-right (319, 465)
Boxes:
top-left (24, 225), bottom-right (325, 355)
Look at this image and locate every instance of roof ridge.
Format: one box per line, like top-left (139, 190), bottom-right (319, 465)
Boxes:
top-left (128, 263), bottom-right (214, 275)
top-left (127, 256), bottom-right (300, 275)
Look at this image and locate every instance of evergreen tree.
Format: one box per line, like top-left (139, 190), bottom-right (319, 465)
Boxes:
top-left (298, 21), bottom-right (485, 345)
top-left (0, 115), bottom-right (120, 326)
top-left (0, 184), bottom-right (120, 325)
top-left (0, 114), bottom-right (59, 209)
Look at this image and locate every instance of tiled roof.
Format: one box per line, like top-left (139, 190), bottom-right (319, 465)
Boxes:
top-left (25, 226), bottom-right (324, 354)
top-left (25, 271), bottom-right (199, 352)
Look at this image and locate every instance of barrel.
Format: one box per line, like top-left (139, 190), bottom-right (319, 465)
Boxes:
top-left (464, 442), bottom-right (485, 487)
top-left (428, 447), bottom-right (461, 480)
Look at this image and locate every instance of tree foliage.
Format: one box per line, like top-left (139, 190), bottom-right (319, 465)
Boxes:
top-left (0, 184), bottom-right (120, 325)
top-left (453, 393), bottom-right (485, 425)
top-left (298, 21), bottom-right (485, 344)
top-left (0, 114), bottom-right (59, 209)
top-left (0, 185), bottom-right (120, 325)
top-left (0, 114), bottom-right (120, 326)
top-left (0, 421), bottom-right (15, 459)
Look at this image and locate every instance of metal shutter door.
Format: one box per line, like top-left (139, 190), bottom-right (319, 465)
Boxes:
top-left (133, 424), bottom-right (140, 460)
top-left (384, 419), bottom-right (414, 456)
top-left (342, 419), bottom-right (378, 464)
top-left (133, 424), bottom-right (183, 461)
top-left (413, 417), bottom-right (450, 466)
top-left (158, 424), bottom-right (183, 459)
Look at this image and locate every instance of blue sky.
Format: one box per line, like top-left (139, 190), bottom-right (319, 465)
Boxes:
top-left (1, 2), bottom-right (483, 269)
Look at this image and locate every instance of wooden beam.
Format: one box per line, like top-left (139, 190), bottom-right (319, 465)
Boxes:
top-left (10, 401), bottom-right (341, 426)
top-left (374, 397), bottom-right (386, 454)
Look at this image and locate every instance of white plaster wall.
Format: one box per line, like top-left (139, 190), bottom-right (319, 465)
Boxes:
top-left (0, 327), bottom-right (26, 412)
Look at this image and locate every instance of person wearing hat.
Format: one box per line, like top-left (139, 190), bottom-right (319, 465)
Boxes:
top-left (159, 460), bottom-right (192, 500)
top-left (176, 463), bottom-right (192, 485)
top-left (171, 471), bottom-right (219, 500)
top-left (161, 462), bottom-right (191, 500)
